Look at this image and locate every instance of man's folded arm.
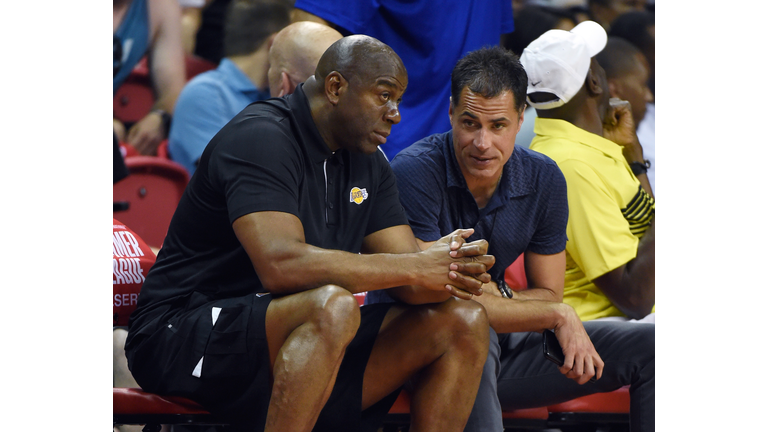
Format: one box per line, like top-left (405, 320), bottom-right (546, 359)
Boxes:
top-left (232, 211), bottom-right (490, 299)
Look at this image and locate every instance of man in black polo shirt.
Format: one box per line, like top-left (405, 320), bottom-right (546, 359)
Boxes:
top-left (125, 35), bottom-right (494, 432)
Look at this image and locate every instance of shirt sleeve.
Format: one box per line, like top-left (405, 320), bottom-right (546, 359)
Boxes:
top-left (527, 163), bottom-right (569, 254)
top-left (168, 79), bottom-right (231, 176)
top-left (207, 116), bottom-right (303, 224)
top-left (559, 159), bottom-right (639, 281)
top-left (390, 153), bottom-right (444, 242)
top-left (364, 151), bottom-right (410, 236)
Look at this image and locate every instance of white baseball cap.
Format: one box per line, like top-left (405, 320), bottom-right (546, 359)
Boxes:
top-left (520, 20), bottom-right (607, 110)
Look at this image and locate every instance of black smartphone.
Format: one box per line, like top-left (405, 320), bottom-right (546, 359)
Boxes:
top-left (542, 329), bottom-right (596, 383)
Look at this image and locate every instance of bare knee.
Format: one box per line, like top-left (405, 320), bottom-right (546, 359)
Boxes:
top-left (434, 299), bottom-right (490, 349)
top-left (305, 285), bottom-right (361, 343)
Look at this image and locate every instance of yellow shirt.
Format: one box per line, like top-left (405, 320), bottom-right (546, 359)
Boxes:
top-left (529, 118), bottom-right (654, 321)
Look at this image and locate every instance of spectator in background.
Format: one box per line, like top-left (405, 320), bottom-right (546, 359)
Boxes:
top-left (525, 22), bottom-right (655, 322)
top-left (267, 21), bottom-right (342, 98)
top-left (609, 10), bottom-right (655, 95)
top-left (588, 0), bottom-right (647, 31)
top-left (503, 5), bottom-right (578, 149)
top-left (113, 0), bottom-right (186, 155)
top-left (595, 36), bottom-right (654, 190)
top-left (291, 0), bottom-right (514, 161)
top-left (168, 0), bottom-right (291, 176)
top-left (608, 10), bottom-right (655, 189)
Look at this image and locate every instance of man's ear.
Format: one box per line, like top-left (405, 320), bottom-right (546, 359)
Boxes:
top-left (586, 67), bottom-right (603, 97)
top-left (278, 71), bottom-right (294, 98)
top-left (516, 105), bottom-right (525, 134)
top-left (448, 97), bottom-right (454, 125)
top-left (325, 71), bottom-right (345, 105)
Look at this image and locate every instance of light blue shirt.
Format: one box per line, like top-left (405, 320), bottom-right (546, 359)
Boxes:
top-left (168, 58), bottom-right (270, 176)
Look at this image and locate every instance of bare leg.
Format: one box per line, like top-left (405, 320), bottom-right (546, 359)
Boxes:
top-left (361, 298), bottom-right (490, 432)
top-left (262, 285), bottom-right (361, 432)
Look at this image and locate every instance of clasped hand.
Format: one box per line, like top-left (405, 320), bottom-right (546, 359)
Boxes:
top-left (423, 228), bottom-right (495, 300)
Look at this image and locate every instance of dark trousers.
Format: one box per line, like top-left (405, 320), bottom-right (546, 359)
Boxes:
top-left (464, 321), bottom-right (655, 432)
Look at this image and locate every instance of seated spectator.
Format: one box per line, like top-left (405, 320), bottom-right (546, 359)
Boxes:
top-left (113, 219), bottom-right (159, 432)
top-left (167, 0), bottom-right (291, 176)
top-left (609, 11), bottom-right (655, 189)
top-left (267, 21), bottom-right (343, 98)
top-left (125, 35), bottom-right (494, 432)
top-left (595, 36), bottom-right (654, 190)
top-left (608, 10), bottom-right (655, 95)
top-left (502, 5), bottom-right (578, 149)
top-left (366, 45), bottom-right (654, 432)
top-left (524, 21), bottom-right (655, 322)
top-left (114, 0), bottom-right (186, 155)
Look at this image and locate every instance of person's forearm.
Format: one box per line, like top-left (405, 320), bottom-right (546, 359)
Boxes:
top-left (620, 218), bottom-right (655, 317)
top-left (258, 243), bottom-right (420, 296)
top-left (513, 286), bottom-right (560, 302)
top-left (473, 294), bottom-right (571, 334)
top-left (621, 138), bottom-right (654, 199)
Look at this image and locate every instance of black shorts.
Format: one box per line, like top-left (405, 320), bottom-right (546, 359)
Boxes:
top-left (126, 293), bottom-right (398, 432)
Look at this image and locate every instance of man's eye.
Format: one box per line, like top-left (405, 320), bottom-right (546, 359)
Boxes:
top-left (494, 123), bottom-right (505, 130)
top-left (381, 93), bottom-right (390, 101)
top-left (464, 120), bottom-right (475, 128)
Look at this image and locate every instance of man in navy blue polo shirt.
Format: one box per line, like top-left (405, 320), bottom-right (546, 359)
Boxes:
top-left (126, 36), bottom-right (495, 432)
top-left (367, 47), bottom-right (655, 432)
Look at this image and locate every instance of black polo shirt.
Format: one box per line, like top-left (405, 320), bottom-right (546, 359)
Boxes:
top-left (127, 84), bottom-right (409, 340)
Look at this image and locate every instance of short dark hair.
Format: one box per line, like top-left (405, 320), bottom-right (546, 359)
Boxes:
top-left (608, 11), bottom-right (654, 56)
top-left (223, 0), bottom-right (291, 58)
top-left (595, 37), bottom-right (643, 79)
top-left (451, 46), bottom-right (528, 112)
top-left (503, 6), bottom-right (576, 56)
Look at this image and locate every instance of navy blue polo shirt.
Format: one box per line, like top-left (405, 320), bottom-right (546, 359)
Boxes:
top-left (129, 84), bottom-right (409, 339)
top-left (366, 130), bottom-right (568, 304)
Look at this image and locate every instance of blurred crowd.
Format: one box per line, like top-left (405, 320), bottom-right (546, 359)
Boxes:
top-left (114, 0), bottom-right (654, 185)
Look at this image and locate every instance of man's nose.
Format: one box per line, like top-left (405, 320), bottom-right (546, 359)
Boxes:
top-left (385, 101), bottom-right (401, 124)
top-left (644, 86), bottom-right (654, 104)
top-left (473, 128), bottom-right (492, 150)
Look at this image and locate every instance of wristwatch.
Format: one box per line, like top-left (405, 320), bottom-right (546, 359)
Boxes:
top-left (630, 160), bottom-right (651, 176)
top-left (496, 278), bottom-right (513, 299)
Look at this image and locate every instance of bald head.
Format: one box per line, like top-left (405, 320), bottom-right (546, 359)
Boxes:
top-left (267, 21), bottom-right (343, 97)
top-left (314, 35), bottom-right (406, 87)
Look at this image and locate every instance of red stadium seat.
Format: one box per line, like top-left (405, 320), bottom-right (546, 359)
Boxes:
top-left (113, 156), bottom-right (189, 248)
top-left (156, 139), bottom-right (170, 159)
top-left (114, 57), bottom-right (154, 126)
top-left (354, 292), bottom-right (367, 306)
top-left (547, 386), bottom-right (630, 428)
top-left (113, 388), bottom-right (226, 429)
top-left (113, 55), bottom-right (217, 126)
top-left (185, 54), bottom-right (217, 80)
top-left (505, 253), bottom-right (528, 290)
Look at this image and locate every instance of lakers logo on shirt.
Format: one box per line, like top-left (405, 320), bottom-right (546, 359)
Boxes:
top-left (349, 187), bottom-right (369, 205)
